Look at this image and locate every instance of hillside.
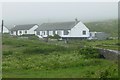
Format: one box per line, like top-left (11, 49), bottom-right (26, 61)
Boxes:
top-left (85, 20), bottom-right (118, 37)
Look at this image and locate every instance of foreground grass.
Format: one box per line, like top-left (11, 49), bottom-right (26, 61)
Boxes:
top-left (2, 35), bottom-right (118, 78)
top-left (3, 62), bottom-right (118, 78)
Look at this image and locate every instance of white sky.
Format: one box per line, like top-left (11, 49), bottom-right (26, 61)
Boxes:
top-left (0, 0), bottom-right (119, 2)
top-left (0, 3), bottom-right (2, 26)
top-left (1, 2), bottom-right (118, 28)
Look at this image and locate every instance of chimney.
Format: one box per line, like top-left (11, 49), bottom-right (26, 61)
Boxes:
top-left (75, 18), bottom-right (79, 24)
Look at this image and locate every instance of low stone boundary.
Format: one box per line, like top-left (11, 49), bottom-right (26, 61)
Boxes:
top-left (97, 48), bottom-right (120, 60)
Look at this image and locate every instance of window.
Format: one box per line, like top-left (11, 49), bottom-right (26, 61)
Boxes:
top-left (49, 31), bottom-right (53, 35)
top-left (47, 31), bottom-right (49, 35)
top-left (11, 31), bottom-right (13, 34)
top-left (19, 31), bottom-right (22, 34)
top-left (95, 33), bottom-right (97, 36)
top-left (43, 31), bottom-right (46, 35)
top-left (90, 33), bottom-right (92, 36)
top-left (37, 31), bottom-right (40, 35)
top-left (56, 31), bottom-right (58, 35)
top-left (83, 31), bottom-right (86, 35)
top-left (64, 30), bottom-right (69, 35)
top-left (57, 30), bottom-right (62, 35)
top-left (25, 30), bottom-right (27, 34)
top-left (53, 31), bottom-right (55, 35)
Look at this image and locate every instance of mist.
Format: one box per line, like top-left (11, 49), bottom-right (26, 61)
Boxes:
top-left (2, 2), bottom-right (118, 28)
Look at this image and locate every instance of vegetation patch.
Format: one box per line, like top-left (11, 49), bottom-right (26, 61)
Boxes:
top-left (3, 50), bottom-right (14, 55)
top-left (79, 47), bottom-right (100, 58)
top-left (2, 34), bottom-right (118, 78)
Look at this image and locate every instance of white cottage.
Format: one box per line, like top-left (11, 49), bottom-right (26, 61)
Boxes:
top-left (10, 24), bottom-right (38, 36)
top-left (35, 20), bottom-right (89, 39)
top-left (0, 26), bottom-right (9, 33)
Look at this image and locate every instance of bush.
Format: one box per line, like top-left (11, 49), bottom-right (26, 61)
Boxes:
top-left (79, 47), bottom-right (100, 58)
top-left (116, 43), bottom-right (120, 46)
top-left (3, 50), bottom-right (13, 55)
top-left (20, 34), bottom-right (35, 37)
top-left (48, 34), bottom-right (61, 39)
top-left (48, 35), bottom-right (54, 39)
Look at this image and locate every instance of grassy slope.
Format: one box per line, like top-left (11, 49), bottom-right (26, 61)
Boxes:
top-left (2, 35), bottom-right (118, 78)
top-left (85, 19), bottom-right (118, 37)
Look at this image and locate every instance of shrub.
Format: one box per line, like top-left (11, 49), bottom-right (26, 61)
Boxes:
top-left (48, 35), bottom-right (54, 39)
top-left (116, 43), bottom-right (120, 46)
top-left (20, 34), bottom-right (35, 37)
top-left (79, 47), bottom-right (100, 58)
top-left (48, 34), bottom-right (61, 39)
top-left (3, 50), bottom-right (13, 55)
top-left (54, 34), bottom-right (60, 39)
top-left (28, 36), bottom-right (39, 40)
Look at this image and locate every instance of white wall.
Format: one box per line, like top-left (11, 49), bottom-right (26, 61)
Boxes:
top-left (11, 25), bottom-right (38, 36)
top-left (34, 31), bottom-right (37, 35)
top-left (17, 30), bottom-right (28, 35)
top-left (38, 30), bottom-right (64, 38)
top-left (0, 26), bottom-right (9, 33)
top-left (27, 25), bottom-right (38, 34)
top-left (49, 31), bottom-right (54, 36)
top-left (56, 30), bottom-right (63, 36)
top-left (63, 21), bottom-right (89, 37)
top-left (42, 31), bottom-right (47, 37)
top-left (10, 31), bottom-right (18, 36)
top-left (60, 30), bottom-right (70, 37)
top-left (36, 21), bottom-right (89, 38)
top-left (40, 31), bottom-right (43, 36)
top-left (3, 26), bottom-right (9, 33)
top-left (89, 32), bottom-right (96, 38)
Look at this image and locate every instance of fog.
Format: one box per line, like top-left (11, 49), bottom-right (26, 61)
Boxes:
top-left (2, 2), bottom-right (118, 28)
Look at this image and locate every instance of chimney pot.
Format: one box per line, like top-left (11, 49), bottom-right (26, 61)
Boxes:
top-left (75, 18), bottom-right (79, 24)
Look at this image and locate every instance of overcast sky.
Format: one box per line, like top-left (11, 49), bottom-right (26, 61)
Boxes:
top-left (2, 2), bottom-right (118, 28)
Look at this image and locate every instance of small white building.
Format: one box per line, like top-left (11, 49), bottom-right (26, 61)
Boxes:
top-left (10, 24), bottom-right (38, 36)
top-left (35, 19), bottom-right (89, 39)
top-left (0, 26), bottom-right (9, 33)
top-left (89, 32), bottom-right (109, 40)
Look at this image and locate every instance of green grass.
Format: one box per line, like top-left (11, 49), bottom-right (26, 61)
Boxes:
top-left (2, 34), bottom-right (118, 78)
top-left (66, 39), bottom-right (119, 50)
top-left (3, 63), bottom-right (118, 78)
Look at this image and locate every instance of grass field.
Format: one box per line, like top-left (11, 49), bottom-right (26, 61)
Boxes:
top-left (2, 34), bottom-right (118, 78)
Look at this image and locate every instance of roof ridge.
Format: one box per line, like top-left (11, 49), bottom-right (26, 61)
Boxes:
top-left (36, 21), bottom-right (80, 31)
top-left (15, 24), bottom-right (37, 26)
top-left (11, 24), bottom-right (38, 31)
top-left (43, 21), bottom-right (77, 24)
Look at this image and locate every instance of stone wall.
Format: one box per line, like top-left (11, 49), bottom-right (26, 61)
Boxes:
top-left (98, 48), bottom-right (120, 60)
